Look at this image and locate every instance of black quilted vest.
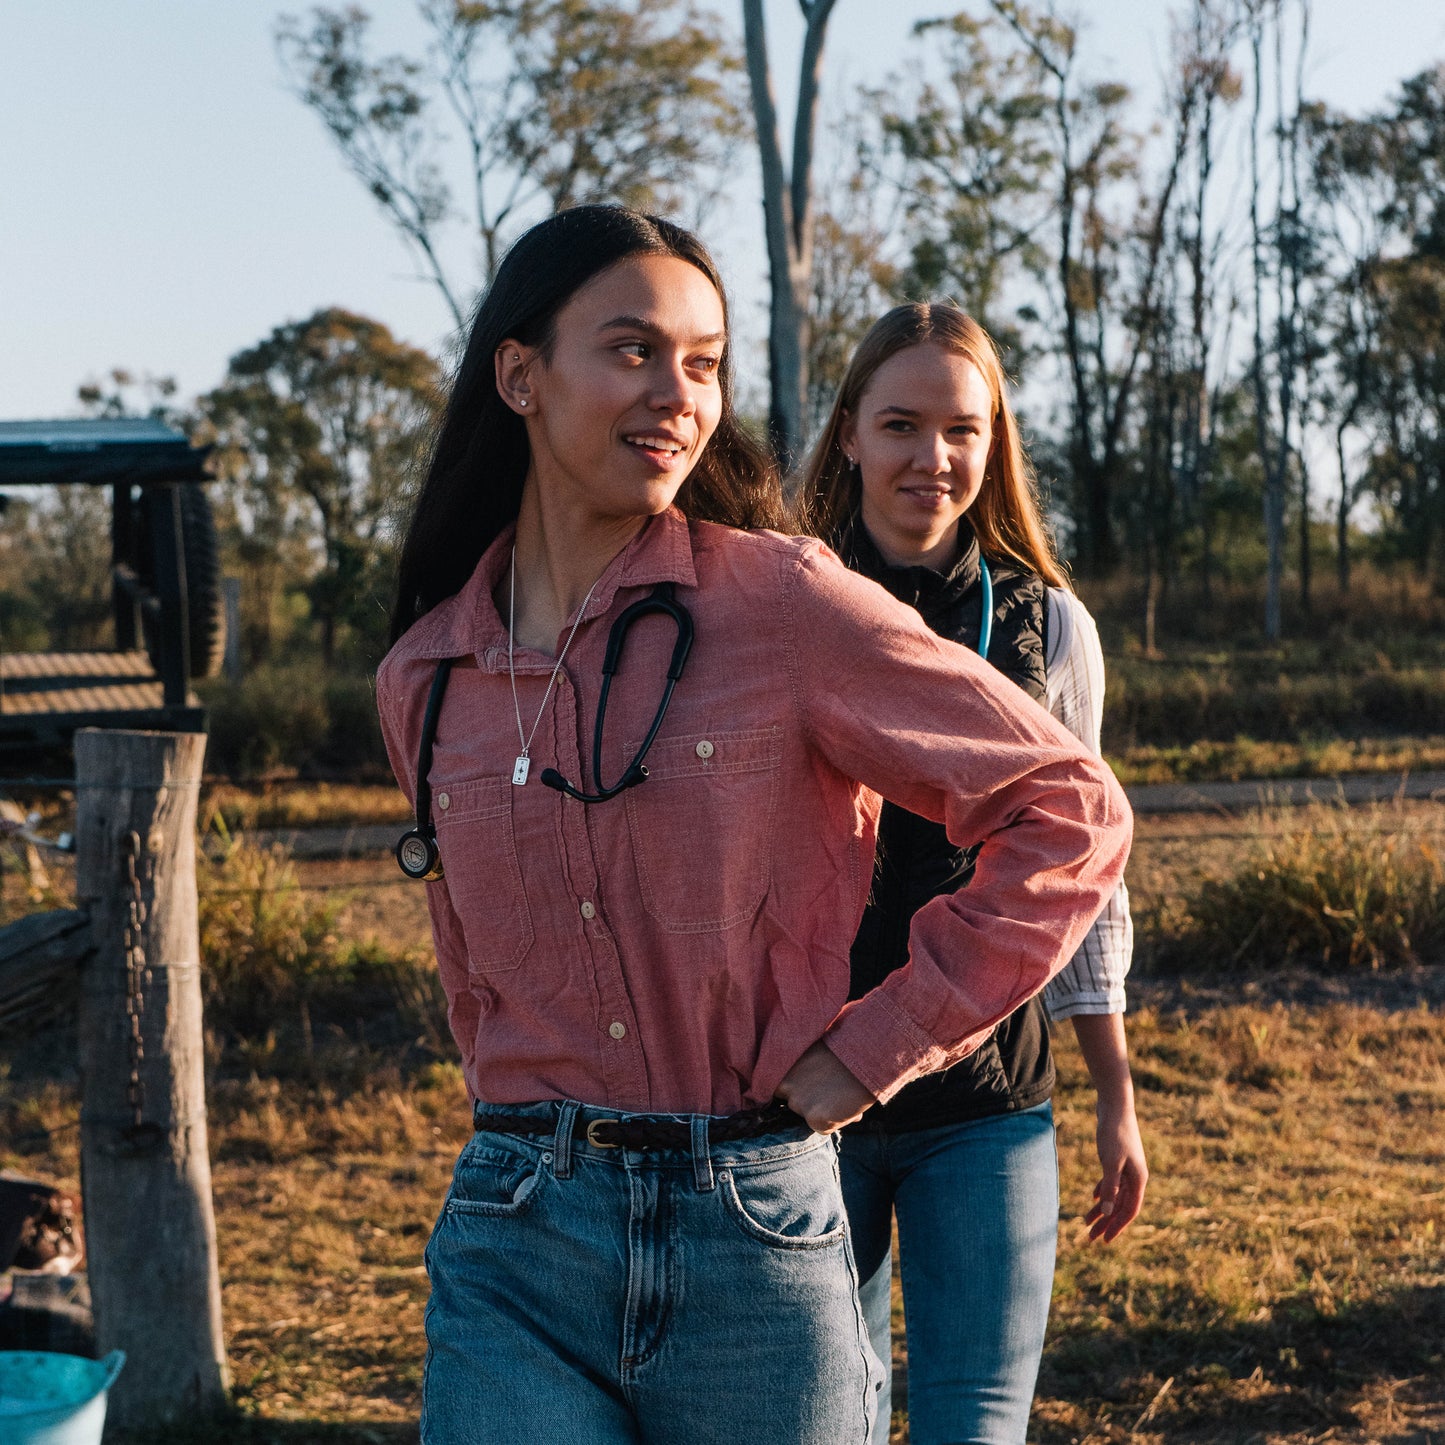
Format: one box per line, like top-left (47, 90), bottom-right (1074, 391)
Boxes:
top-left (839, 518), bottom-right (1055, 1133)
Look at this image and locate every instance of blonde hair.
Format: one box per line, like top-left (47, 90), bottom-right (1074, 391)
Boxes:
top-left (794, 303), bottom-right (1069, 589)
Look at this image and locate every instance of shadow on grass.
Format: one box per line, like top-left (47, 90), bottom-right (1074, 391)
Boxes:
top-left (101, 1288), bottom-right (1445, 1444)
top-left (109, 1414), bottom-right (417, 1445)
top-left (1035, 1280), bottom-right (1445, 1442)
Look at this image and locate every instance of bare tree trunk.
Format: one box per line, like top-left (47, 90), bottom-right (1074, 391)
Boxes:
top-left (75, 728), bottom-right (229, 1431)
top-left (1143, 553), bottom-right (1159, 657)
top-left (1335, 419), bottom-right (1351, 592)
top-left (1298, 444), bottom-right (1312, 615)
top-left (742, 0), bottom-right (838, 471)
top-left (1249, 4), bottom-right (1285, 640)
top-left (1287, 2), bottom-right (1312, 618)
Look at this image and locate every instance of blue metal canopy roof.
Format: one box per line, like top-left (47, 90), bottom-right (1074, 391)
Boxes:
top-left (0, 418), bottom-right (212, 487)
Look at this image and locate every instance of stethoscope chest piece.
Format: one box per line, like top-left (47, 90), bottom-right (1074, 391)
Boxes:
top-left (396, 656), bottom-right (456, 879)
top-left (396, 827), bottom-right (443, 881)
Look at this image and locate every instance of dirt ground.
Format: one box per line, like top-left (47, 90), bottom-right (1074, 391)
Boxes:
top-left (3, 806), bottom-right (1442, 1443)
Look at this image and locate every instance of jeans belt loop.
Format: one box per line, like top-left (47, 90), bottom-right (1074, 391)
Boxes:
top-left (552, 1100), bottom-right (579, 1179)
top-left (690, 1115), bottom-right (715, 1192)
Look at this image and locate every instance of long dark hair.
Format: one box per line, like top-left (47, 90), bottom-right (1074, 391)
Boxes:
top-left (389, 205), bottom-right (783, 645)
top-left (794, 303), bottom-right (1068, 589)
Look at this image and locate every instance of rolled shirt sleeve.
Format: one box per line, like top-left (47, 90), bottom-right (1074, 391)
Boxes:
top-left (783, 544), bottom-right (1134, 1103)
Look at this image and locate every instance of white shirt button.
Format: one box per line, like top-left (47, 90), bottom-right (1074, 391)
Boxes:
top-left (695, 739), bottom-right (715, 760)
top-left (608, 1021), bottom-right (627, 1040)
top-left (580, 900), bottom-right (596, 920)
top-left (437, 792), bottom-right (450, 810)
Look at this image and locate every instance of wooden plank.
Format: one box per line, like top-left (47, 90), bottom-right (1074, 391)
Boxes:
top-left (0, 651), bottom-right (196, 718)
top-left (1, 651), bottom-right (155, 681)
top-left (2, 683), bottom-right (168, 715)
top-left (0, 909), bottom-right (92, 1035)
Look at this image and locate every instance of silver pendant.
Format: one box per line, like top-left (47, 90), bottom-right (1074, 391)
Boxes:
top-left (512, 755), bottom-right (530, 786)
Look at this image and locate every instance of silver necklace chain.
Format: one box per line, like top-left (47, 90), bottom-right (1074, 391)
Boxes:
top-left (507, 544), bottom-right (604, 785)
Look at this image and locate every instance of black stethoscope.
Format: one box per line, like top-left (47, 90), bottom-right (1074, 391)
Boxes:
top-left (396, 583), bottom-right (694, 880)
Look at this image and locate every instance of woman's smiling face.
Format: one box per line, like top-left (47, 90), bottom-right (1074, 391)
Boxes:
top-left (842, 342), bottom-right (996, 571)
top-left (508, 253), bottom-right (726, 526)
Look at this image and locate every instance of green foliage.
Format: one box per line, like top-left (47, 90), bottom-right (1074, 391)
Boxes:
top-left (0, 487), bottom-right (113, 651)
top-left (804, 114), bottom-right (901, 436)
top-left (1152, 804), bottom-right (1445, 972)
top-left (75, 367), bottom-right (180, 421)
top-left (277, 0), bottom-right (747, 317)
top-left (1105, 659), bottom-right (1445, 749)
top-left (202, 781), bottom-right (409, 833)
top-left (199, 828), bottom-right (347, 1029)
top-left (1112, 734), bottom-right (1445, 787)
top-left (197, 829), bottom-right (448, 1071)
top-left (876, 10), bottom-right (1055, 347)
top-left (199, 665), bottom-right (387, 779)
top-left (198, 308), bottom-right (442, 667)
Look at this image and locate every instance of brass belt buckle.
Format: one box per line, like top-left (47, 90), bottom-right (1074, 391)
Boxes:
top-left (585, 1118), bottom-right (620, 1148)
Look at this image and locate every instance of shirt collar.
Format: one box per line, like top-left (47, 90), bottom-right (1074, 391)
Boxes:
top-left (838, 514), bottom-right (981, 612)
top-left (403, 506), bottom-right (699, 663)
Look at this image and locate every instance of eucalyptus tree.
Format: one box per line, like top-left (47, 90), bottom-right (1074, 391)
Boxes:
top-left (1168, 0), bottom-right (1245, 605)
top-left (277, 1), bottom-right (748, 329)
top-left (799, 103), bottom-right (903, 438)
top-left (199, 309), bottom-right (443, 664)
top-left (984, 1), bottom-right (1201, 578)
top-left (1345, 65), bottom-right (1445, 580)
top-left (873, 10), bottom-right (1055, 354)
top-left (1298, 101), bottom-right (1394, 592)
top-left (1245, 0), bottom-right (1322, 637)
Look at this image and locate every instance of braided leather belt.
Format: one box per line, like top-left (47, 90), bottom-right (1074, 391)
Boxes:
top-left (475, 1100), bottom-right (808, 1150)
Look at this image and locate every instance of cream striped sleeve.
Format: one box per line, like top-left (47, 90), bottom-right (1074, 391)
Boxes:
top-left (1040, 588), bottom-right (1133, 1020)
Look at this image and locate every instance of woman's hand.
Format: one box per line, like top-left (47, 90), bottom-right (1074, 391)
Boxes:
top-left (1070, 1012), bottom-right (1148, 1243)
top-left (775, 1041), bottom-right (876, 1133)
top-left (1085, 1086), bottom-right (1148, 1242)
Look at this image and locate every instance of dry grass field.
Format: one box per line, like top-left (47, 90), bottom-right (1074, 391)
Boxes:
top-left (1, 808), bottom-right (1441, 1443)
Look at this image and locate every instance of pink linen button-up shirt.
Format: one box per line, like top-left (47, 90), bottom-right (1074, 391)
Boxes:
top-left (376, 508), bottom-right (1132, 1117)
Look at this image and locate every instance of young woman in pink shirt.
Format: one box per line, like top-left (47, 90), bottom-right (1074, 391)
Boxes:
top-left (377, 206), bottom-right (1132, 1444)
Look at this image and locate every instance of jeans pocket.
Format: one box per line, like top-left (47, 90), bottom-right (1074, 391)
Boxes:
top-left (445, 1136), bottom-right (547, 1218)
top-left (719, 1147), bottom-right (848, 1251)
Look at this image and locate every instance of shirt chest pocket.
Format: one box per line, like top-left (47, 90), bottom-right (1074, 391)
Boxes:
top-left (624, 726), bottom-right (781, 933)
top-left (434, 776), bottom-right (535, 974)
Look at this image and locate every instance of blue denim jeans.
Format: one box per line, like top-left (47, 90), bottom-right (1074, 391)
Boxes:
top-left (422, 1100), bottom-right (881, 1444)
top-left (838, 1102), bottom-right (1058, 1445)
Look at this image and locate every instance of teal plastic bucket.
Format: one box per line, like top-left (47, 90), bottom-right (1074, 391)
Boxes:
top-left (0, 1351), bottom-right (125, 1445)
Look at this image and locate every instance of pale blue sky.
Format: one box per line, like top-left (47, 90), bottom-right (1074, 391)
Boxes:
top-left (2, 0), bottom-right (1442, 421)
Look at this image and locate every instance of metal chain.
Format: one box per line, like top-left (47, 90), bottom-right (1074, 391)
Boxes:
top-left (119, 829), bottom-right (154, 1143)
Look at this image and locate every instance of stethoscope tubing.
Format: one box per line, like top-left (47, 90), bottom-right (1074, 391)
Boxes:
top-left (542, 584), bottom-right (693, 803)
top-left (977, 556), bottom-right (993, 661)
top-left (401, 555), bottom-right (991, 877)
top-left (399, 583), bottom-right (692, 873)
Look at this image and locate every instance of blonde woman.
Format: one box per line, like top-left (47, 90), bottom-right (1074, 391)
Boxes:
top-left (797, 303), bottom-right (1147, 1445)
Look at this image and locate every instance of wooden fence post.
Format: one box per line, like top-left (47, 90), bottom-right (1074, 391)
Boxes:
top-left (74, 728), bottom-right (228, 1429)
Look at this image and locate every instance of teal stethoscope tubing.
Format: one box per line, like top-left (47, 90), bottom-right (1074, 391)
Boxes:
top-left (977, 555), bottom-right (992, 661)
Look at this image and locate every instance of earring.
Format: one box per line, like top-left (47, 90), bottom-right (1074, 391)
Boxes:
top-left (519, 399), bottom-right (527, 408)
